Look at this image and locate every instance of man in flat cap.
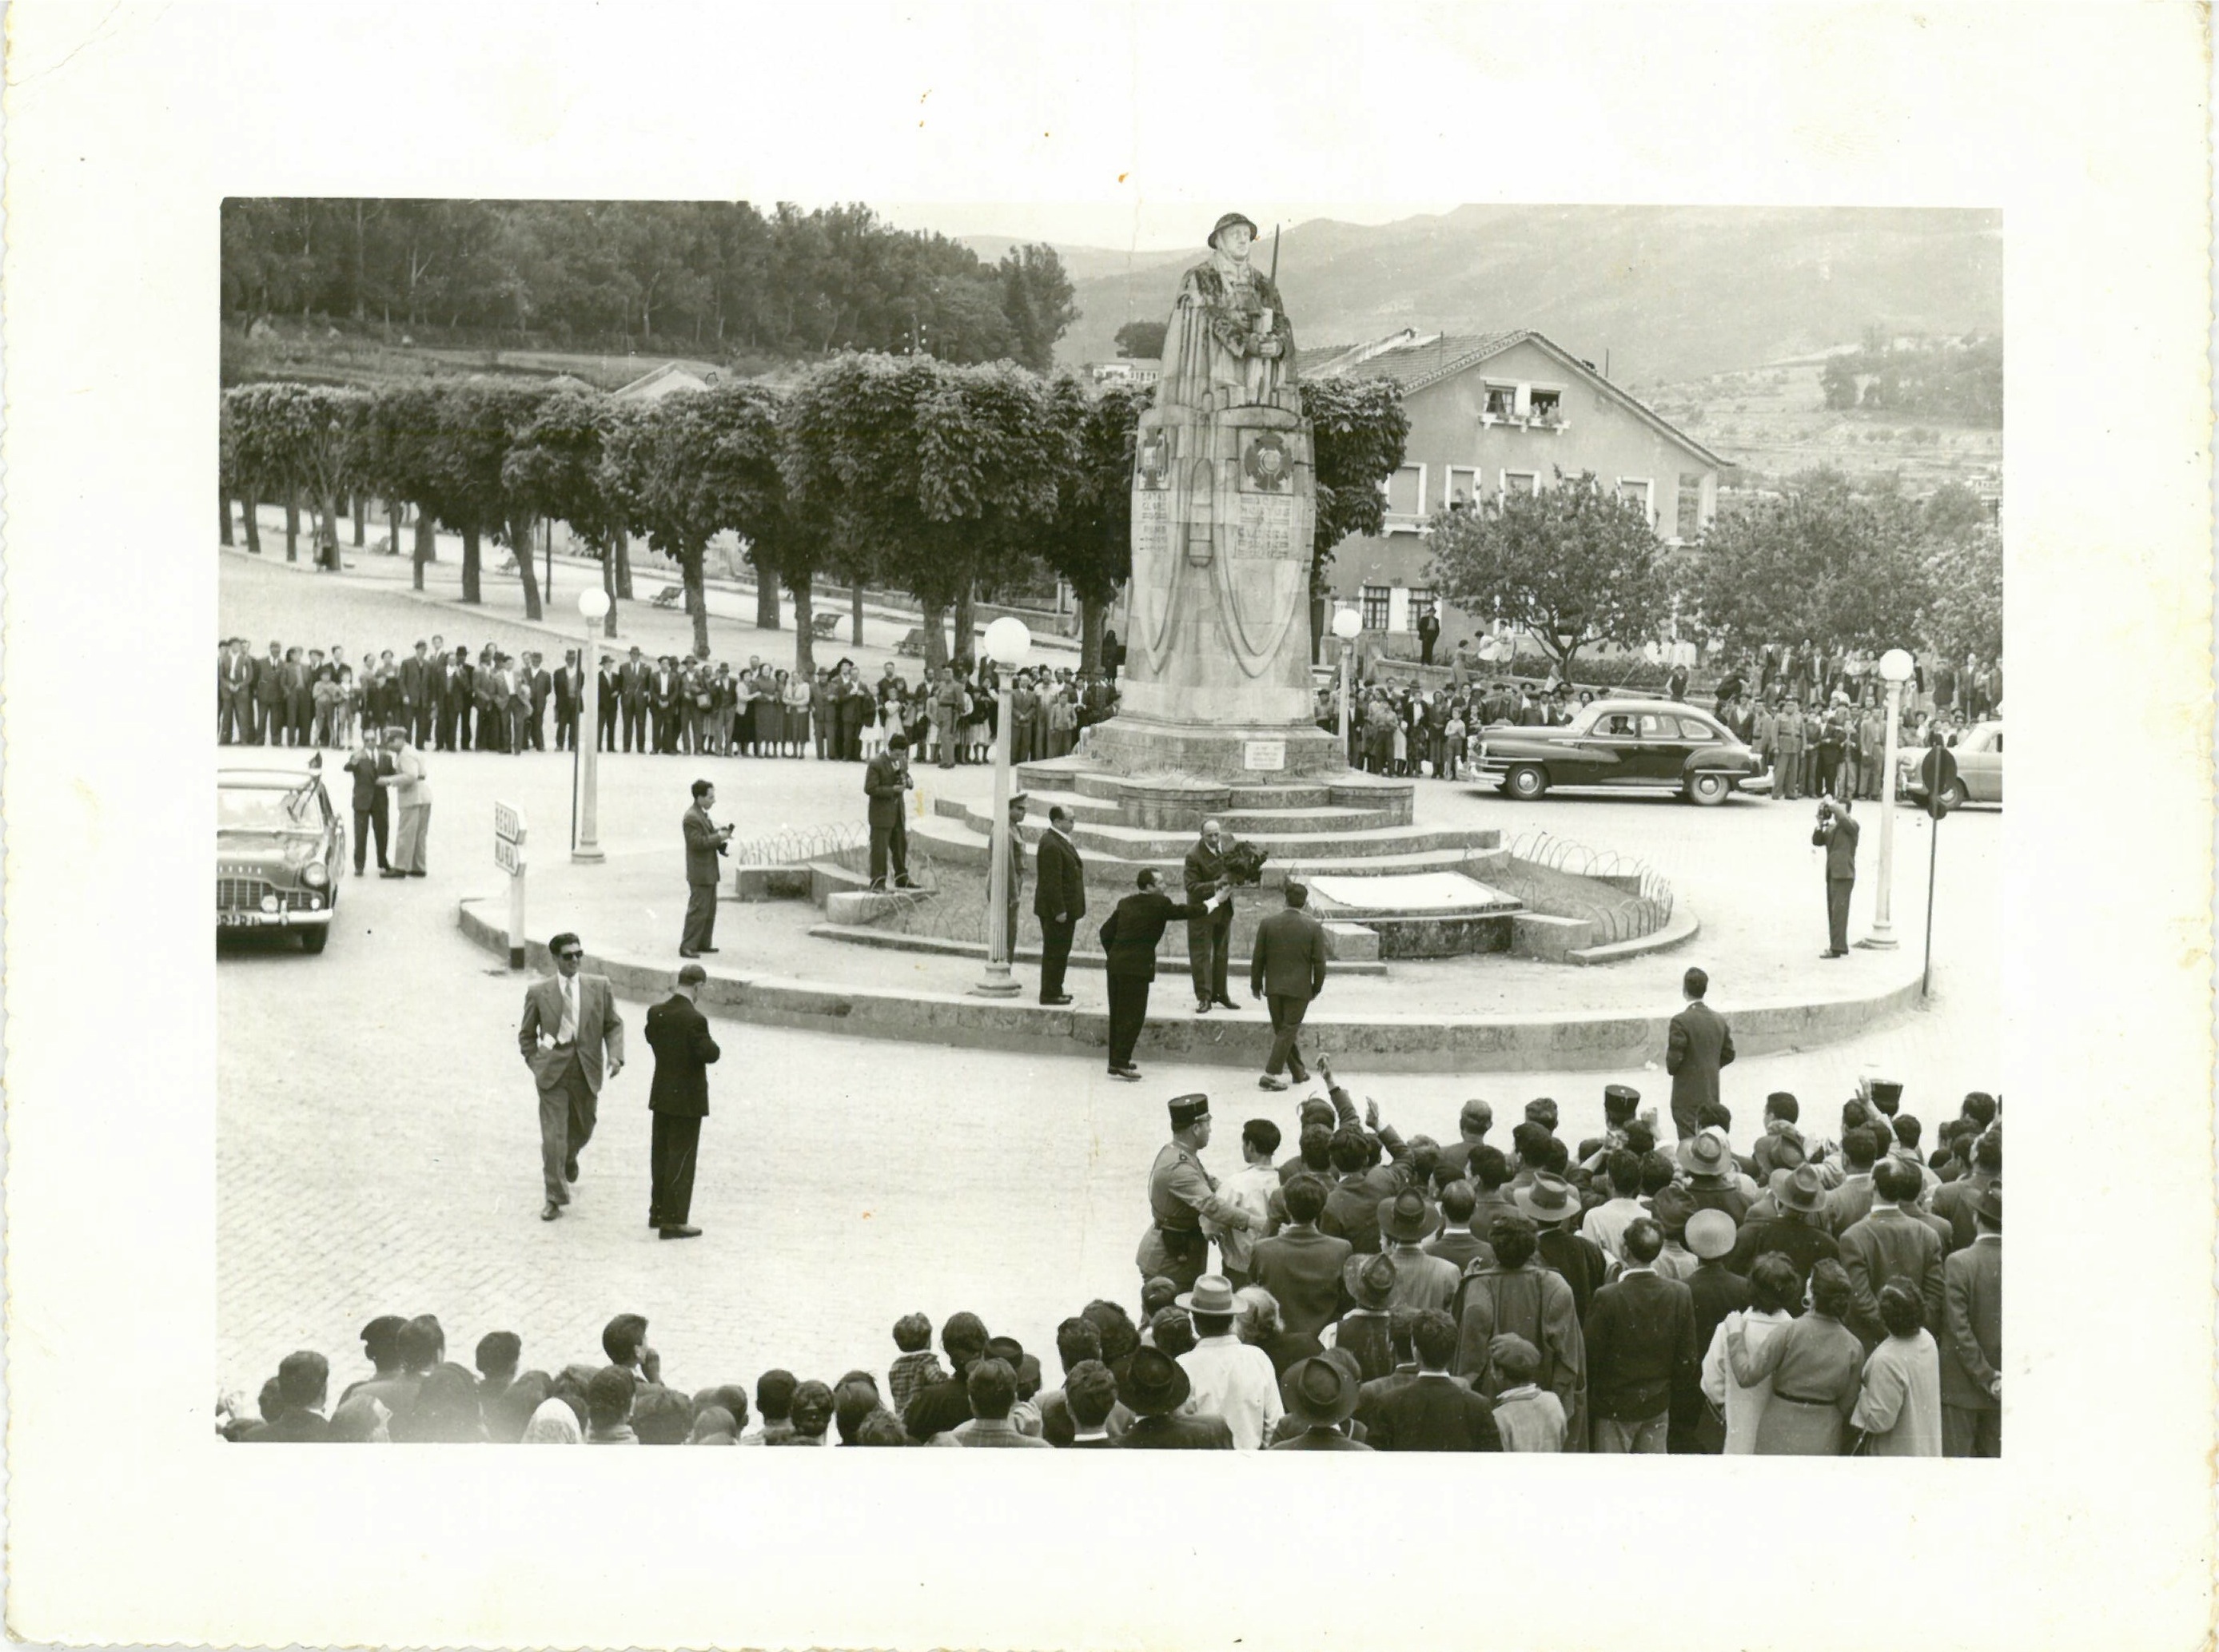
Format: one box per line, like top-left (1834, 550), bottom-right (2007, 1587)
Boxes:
top-left (644, 961), bottom-right (720, 1239)
top-left (1137, 1094), bottom-right (1259, 1295)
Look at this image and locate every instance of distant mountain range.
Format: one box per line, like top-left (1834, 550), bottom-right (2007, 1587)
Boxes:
top-left (989, 205), bottom-right (2001, 388)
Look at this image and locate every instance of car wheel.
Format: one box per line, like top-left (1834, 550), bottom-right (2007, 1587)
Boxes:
top-left (1938, 778), bottom-right (1968, 813)
top-left (1505, 764), bottom-right (1548, 801)
top-left (1686, 770), bottom-right (1729, 806)
top-left (301, 926), bottom-right (329, 955)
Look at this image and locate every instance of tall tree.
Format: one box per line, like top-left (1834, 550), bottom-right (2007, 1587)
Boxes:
top-left (502, 388), bottom-right (628, 635)
top-left (1302, 375), bottom-right (1410, 650)
top-left (229, 383), bottom-right (367, 571)
top-left (1428, 469), bottom-right (1672, 687)
top-left (1037, 375), bottom-right (1145, 671)
top-left (998, 243), bottom-right (1079, 372)
top-left (425, 382), bottom-right (546, 611)
top-left (1679, 469), bottom-right (1936, 655)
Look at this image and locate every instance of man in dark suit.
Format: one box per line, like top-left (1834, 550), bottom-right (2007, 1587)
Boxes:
top-left (518, 932), bottom-right (626, 1222)
top-left (1665, 965), bottom-right (1735, 1141)
top-left (341, 733), bottom-right (394, 875)
top-left (1364, 1310), bottom-right (1501, 1451)
top-left (1584, 1217), bottom-right (1699, 1453)
top-left (1249, 880), bottom-right (1329, 1090)
top-left (679, 779), bottom-right (732, 958)
top-left (1183, 820), bottom-right (1239, 1013)
top-left (1098, 869), bottom-right (1225, 1080)
top-left (1032, 803), bottom-right (1086, 1005)
top-left (219, 639), bottom-right (257, 743)
top-left (619, 646), bottom-right (650, 753)
top-left (400, 641), bottom-right (432, 746)
top-left (279, 647), bottom-right (312, 746)
top-left (596, 657), bottom-right (619, 751)
top-left (651, 657), bottom-right (680, 753)
top-left (1939, 1182), bottom-right (2001, 1456)
top-left (552, 649), bottom-right (582, 751)
top-left (863, 734), bottom-right (918, 891)
top-left (1814, 794), bottom-right (1861, 957)
top-left (252, 641), bottom-right (287, 743)
top-left (644, 961), bottom-right (721, 1240)
top-left (1249, 1172), bottom-right (1352, 1341)
top-left (444, 647), bottom-right (474, 752)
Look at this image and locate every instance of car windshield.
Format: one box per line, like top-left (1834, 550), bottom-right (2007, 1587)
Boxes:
top-left (218, 785), bottom-right (317, 831)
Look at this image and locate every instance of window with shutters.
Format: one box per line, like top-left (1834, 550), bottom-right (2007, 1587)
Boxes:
top-left (1361, 585), bottom-right (1392, 631)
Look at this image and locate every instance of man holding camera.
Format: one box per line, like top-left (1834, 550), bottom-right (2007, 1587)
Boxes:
top-left (863, 733), bottom-right (919, 891)
top-left (679, 779), bottom-right (733, 959)
top-left (1813, 794), bottom-right (1861, 957)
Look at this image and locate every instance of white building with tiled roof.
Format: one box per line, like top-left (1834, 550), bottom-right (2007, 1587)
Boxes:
top-left (1302, 328), bottom-right (1724, 645)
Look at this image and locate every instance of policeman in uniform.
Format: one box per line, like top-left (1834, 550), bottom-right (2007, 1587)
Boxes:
top-left (1136, 1094), bottom-right (1258, 1294)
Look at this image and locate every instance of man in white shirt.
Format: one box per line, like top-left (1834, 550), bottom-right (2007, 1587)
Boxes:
top-left (1580, 1148), bottom-right (1648, 1263)
top-left (1173, 1275), bottom-right (1283, 1450)
top-left (1208, 1119), bottom-right (1283, 1287)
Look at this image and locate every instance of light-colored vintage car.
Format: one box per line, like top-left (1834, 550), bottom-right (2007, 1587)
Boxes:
top-left (217, 758), bottom-right (347, 952)
top-left (1901, 720), bottom-right (2004, 811)
top-left (1473, 698), bottom-right (1769, 806)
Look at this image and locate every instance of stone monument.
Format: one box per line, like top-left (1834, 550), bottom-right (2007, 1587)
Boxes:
top-left (1084, 211), bottom-right (1342, 778)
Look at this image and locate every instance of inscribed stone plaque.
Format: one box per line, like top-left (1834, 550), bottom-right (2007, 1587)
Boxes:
top-left (1236, 489), bottom-right (1295, 559)
top-left (1244, 739), bottom-right (1287, 770)
top-left (1133, 489), bottom-right (1169, 559)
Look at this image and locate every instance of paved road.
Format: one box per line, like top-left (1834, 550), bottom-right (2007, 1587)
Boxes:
top-left (218, 555), bottom-right (2000, 1404)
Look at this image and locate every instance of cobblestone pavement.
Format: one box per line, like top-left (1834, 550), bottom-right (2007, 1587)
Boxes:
top-left (218, 557), bottom-right (2000, 1402)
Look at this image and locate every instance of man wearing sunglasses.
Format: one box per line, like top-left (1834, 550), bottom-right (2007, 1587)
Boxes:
top-left (519, 932), bottom-right (627, 1222)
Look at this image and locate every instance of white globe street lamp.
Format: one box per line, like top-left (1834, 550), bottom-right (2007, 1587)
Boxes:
top-left (971, 617), bottom-right (1032, 997)
top-left (573, 586), bottom-right (612, 863)
top-left (1861, 646), bottom-right (1915, 949)
top-left (1332, 607), bottom-right (1363, 760)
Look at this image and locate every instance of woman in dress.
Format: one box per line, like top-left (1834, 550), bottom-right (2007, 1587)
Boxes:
top-left (760, 669), bottom-right (787, 756)
top-left (1850, 1281), bottom-right (1944, 1457)
top-left (783, 667), bottom-right (814, 758)
top-left (1702, 1252), bottom-right (1801, 1454)
top-left (1725, 1258), bottom-right (1866, 1455)
top-left (859, 684), bottom-right (886, 763)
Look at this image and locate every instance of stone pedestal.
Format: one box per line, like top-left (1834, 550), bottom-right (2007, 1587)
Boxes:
top-left (1102, 396), bottom-right (1329, 781)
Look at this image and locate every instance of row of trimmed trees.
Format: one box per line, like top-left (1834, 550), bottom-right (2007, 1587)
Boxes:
top-left (1426, 468), bottom-right (2002, 685)
top-left (220, 360), bottom-right (1413, 677)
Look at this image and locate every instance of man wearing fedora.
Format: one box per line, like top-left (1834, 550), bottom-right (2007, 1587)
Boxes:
top-left (1137, 1095), bottom-right (1258, 1296)
top-left (1679, 1125), bottom-right (1754, 1224)
top-left (1673, 1208), bottom-right (1754, 1453)
top-left (1521, 1171), bottom-right (1611, 1324)
top-left (1173, 1275), bottom-right (1283, 1449)
top-left (1269, 1355), bottom-right (1372, 1451)
top-left (1727, 1162), bottom-right (1841, 1288)
top-left (1380, 1189), bottom-right (1461, 1313)
top-left (1938, 1181), bottom-right (2002, 1456)
top-left (1113, 1346), bottom-right (1233, 1449)
top-left (1364, 1311), bottom-right (1503, 1453)
top-left (1665, 967), bottom-right (1735, 1142)
top-left (1337, 1252), bottom-right (1400, 1380)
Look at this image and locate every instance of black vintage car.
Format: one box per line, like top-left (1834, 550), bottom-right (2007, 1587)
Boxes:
top-left (217, 759), bottom-right (347, 952)
top-left (1472, 697), bottom-right (1769, 806)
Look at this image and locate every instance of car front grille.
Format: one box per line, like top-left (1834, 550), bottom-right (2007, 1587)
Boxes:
top-left (218, 877), bottom-right (319, 911)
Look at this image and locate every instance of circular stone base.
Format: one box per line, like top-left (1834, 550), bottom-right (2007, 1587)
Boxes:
top-left (1078, 715), bottom-right (1345, 780)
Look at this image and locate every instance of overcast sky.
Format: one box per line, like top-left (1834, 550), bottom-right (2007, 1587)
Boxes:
top-left (874, 201), bottom-right (1457, 253)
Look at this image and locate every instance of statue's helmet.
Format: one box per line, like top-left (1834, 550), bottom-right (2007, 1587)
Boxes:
top-left (1208, 211), bottom-right (1260, 249)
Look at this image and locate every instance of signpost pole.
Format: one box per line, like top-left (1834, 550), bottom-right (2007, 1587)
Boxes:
top-left (1922, 810), bottom-right (1938, 1000)
top-left (497, 804), bottom-right (528, 969)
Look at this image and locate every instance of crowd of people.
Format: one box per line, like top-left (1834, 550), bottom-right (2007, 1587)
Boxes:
top-left (218, 632), bottom-right (1122, 767)
top-left (1316, 635), bottom-right (2001, 797)
top-left (223, 1064), bottom-right (1999, 1456)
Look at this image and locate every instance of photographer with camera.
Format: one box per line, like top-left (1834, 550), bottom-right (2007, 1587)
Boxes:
top-left (1812, 794), bottom-right (1861, 958)
top-left (679, 779), bottom-right (735, 959)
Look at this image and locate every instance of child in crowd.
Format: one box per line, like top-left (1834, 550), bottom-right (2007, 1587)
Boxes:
top-left (1489, 1334), bottom-right (1567, 1451)
top-left (886, 1314), bottom-right (947, 1418)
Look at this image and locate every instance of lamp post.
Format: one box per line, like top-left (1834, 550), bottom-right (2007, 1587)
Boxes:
top-left (1333, 607), bottom-right (1363, 762)
top-left (1861, 647), bottom-right (1914, 949)
top-left (972, 615), bottom-right (1030, 998)
top-left (573, 587), bottom-right (611, 863)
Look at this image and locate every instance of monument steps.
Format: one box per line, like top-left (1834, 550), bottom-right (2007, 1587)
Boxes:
top-left (910, 814), bottom-right (1506, 881)
top-left (1064, 819), bottom-right (1499, 862)
top-left (934, 792), bottom-right (1399, 838)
